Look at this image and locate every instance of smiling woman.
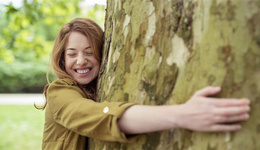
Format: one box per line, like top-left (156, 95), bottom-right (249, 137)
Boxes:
top-left (0, 0), bottom-right (107, 93)
top-left (35, 18), bottom-right (251, 150)
top-left (65, 32), bottom-right (100, 85)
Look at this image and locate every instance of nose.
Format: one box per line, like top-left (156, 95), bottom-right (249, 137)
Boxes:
top-left (76, 55), bottom-right (87, 65)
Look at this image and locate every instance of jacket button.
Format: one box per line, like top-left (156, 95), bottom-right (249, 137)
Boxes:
top-left (103, 106), bottom-right (109, 113)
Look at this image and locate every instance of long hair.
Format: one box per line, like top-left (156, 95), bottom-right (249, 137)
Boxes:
top-left (35, 18), bottom-right (104, 110)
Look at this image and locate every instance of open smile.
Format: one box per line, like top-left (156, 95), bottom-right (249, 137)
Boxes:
top-left (74, 68), bottom-right (92, 76)
top-left (75, 68), bottom-right (90, 74)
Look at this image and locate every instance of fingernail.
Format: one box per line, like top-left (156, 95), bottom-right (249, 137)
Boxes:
top-left (244, 114), bottom-right (249, 119)
top-left (215, 87), bottom-right (221, 90)
top-left (237, 125), bottom-right (242, 130)
top-left (242, 98), bottom-right (250, 102)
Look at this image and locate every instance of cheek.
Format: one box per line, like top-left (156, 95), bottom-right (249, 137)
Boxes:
top-left (64, 58), bottom-right (74, 71)
top-left (93, 60), bottom-right (100, 75)
top-left (91, 57), bottom-right (100, 67)
top-left (95, 61), bottom-right (100, 70)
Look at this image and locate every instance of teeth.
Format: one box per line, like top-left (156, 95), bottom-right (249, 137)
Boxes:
top-left (76, 69), bottom-right (90, 74)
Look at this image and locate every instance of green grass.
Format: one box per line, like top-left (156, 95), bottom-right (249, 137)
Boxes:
top-left (0, 105), bottom-right (44, 150)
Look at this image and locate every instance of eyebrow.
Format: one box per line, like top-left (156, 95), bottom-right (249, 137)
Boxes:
top-left (66, 46), bottom-right (91, 50)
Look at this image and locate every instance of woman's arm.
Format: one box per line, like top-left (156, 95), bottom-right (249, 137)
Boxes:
top-left (118, 86), bottom-right (250, 134)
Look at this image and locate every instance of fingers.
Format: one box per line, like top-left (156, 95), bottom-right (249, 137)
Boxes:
top-left (210, 124), bottom-right (242, 132)
top-left (214, 113), bottom-right (249, 123)
top-left (209, 112), bottom-right (249, 132)
top-left (211, 100), bottom-right (250, 124)
top-left (187, 87), bottom-right (251, 132)
top-left (209, 98), bottom-right (250, 107)
top-left (193, 86), bottom-right (221, 97)
top-left (214, 105), bottom-right (250, 116)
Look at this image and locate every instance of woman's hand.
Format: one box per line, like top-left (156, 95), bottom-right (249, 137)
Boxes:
top-left (175, 86), bottom-right (250, 132)
top-left (118, 86), bottom-right (250, 134)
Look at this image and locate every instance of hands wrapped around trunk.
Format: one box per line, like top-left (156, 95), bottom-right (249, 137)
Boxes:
top-left (175, 86), bottom-right (250, 132)
top-left (118, 86), bottom-right (250, 134)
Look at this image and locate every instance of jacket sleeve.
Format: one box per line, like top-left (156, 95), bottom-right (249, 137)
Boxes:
top-left (47, 79), bottom-right (137, 143)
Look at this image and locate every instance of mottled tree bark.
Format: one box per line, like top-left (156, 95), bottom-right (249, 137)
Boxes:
top-left (90, 0), bottom-right (260, 149)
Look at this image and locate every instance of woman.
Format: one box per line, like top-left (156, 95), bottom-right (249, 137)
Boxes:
top-left (36, 18), bottom-right (250, 150)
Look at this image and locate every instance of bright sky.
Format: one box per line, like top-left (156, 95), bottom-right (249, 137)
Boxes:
top-left (0, 0), bottom-right (106, 7)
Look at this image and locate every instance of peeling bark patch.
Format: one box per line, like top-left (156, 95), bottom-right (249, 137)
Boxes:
top-left (100, 33), bottom-right (112, 75)
top-left (207, 143), bottom-right (217, 150)
top-left (250, 83), bottom-right (257, 96)
top-left (218, 45), bottom-right (234, 65)
top-left (243, 48), bottom-right (260, 70)
top-left (125, 52), bottom-right (132, 73)
top-left (221, 69), bottom-right (243, 96)
top-left (124, 93), bottom-right (129, 102)
top-left (210, 0), bottom-right (236, 21)
top-left (112, 49), bottom-right (120, 63)
top-left (172, 1), bottom-right (183, 33)
top-left (207, 74), bottom-right (216, 85)
top-left (123, 14), bottom-right (131, 38)
top-left (156, 63), bottom-right (178, 104)
top-left (107, 76), bottom-right (115, 94)
top-left (116, 72), bottom-right (126, 87)
top-left (167, 35), bottom-right (190, 68)
top-left (257, 124), bottom-right (260, 133)
top-left (145, 12), bottom-right (156, 45)
top-left (142, 81), bottom-right (156, 100)
top-left (143, 51), bottom-right (160, 83)
top-left (224, 132), bottom-right (231, 142)
top-left (173, 142), bottom-right (180, 150)
top-left (142, 132), bottom-right (161, 150)
top-left (247, 12), bottom-right (260, 47)
top-left (174, 1), bottom-right (194, 47)
top-left (226, 1), bottom-right (236, 21)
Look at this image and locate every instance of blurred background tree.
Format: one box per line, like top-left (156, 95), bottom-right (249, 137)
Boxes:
top-left (0, 0), bottom-right (105, 93)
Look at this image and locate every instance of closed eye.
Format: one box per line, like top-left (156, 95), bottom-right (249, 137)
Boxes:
top-left (85, 52), bottom-right (93, 55)
top-left (85, 46), bottom-right (92, 55)
top-left (67, 53), bottom-right (76, 57)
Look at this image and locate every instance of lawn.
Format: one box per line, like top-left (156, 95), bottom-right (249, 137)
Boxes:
top-left (0, 105), bottom-right (44, 150)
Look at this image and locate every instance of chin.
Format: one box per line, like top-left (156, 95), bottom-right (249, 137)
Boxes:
top-left (78, 81), bottom-right (91, 85)
top-left (77, 78), bottom-right (96, 85)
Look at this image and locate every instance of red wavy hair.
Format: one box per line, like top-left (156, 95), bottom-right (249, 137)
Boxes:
top-left (35, 18), bottom-right (104, 110)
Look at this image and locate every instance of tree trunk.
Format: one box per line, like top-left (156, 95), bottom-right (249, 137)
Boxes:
top-left (90, 0), bottom-right (260, 149)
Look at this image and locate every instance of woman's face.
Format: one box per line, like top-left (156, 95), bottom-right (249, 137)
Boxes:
top-left (64, 31), bottom-right (100, 85)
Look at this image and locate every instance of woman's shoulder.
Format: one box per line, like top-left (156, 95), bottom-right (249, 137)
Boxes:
top-left (47, 78), bottom-right (81, 93)
top-left (47, 78), bottom-right (85, 97)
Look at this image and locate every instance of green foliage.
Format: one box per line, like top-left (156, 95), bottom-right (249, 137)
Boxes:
top-left (0, 60), bottom-right (48, 93)
top-left (0, 0), bottom-right (105, 93)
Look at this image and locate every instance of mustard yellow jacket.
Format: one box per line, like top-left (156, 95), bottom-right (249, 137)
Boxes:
top-left (42, 79), bottom-right (135, 150)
